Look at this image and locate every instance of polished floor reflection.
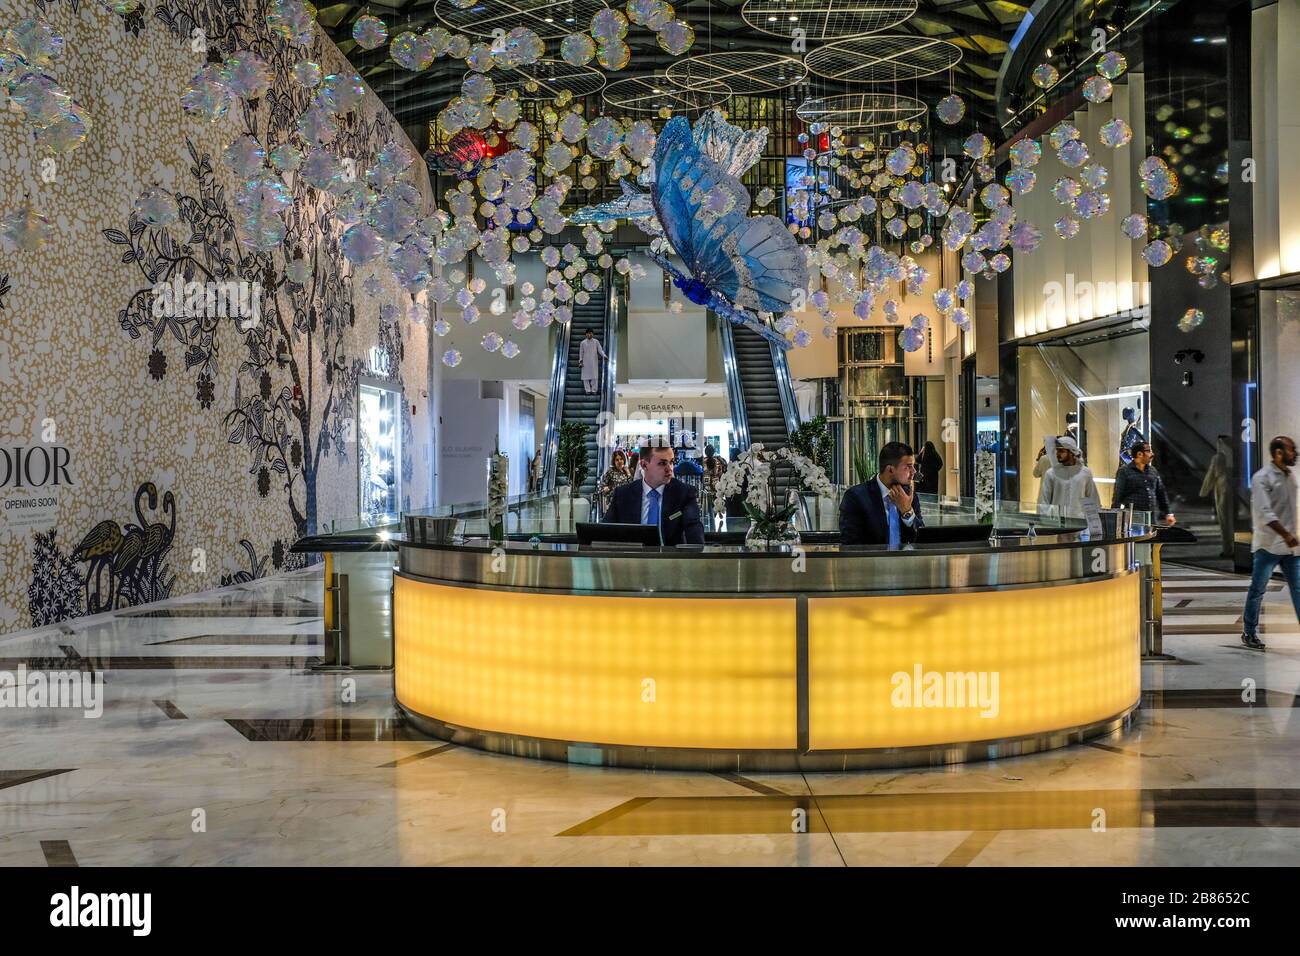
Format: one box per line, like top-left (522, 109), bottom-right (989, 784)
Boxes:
top-left (1, 563), bottom-right (1299, 866)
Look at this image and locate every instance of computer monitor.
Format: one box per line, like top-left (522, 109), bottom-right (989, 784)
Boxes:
top-left (914, 524), bottom-right (995, 544)
top-left (575, 522), bottom-right (663, 547)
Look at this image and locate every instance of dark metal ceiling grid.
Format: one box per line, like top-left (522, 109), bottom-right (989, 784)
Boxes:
top-left (320, 0), bottom-right (1029, 139)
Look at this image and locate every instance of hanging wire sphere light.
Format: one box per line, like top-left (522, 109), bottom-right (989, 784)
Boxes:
top-left (740, 0), bottom-right (917, 40)
top-left (603, 73), bottom-right (731, 114)
top-left (796, 92), bottom-right (925, 129)
top-left (434, 0), bottom-right (610, 40)
top-left (490, 59), bottom-right (607, 101)
top-left (804, 34), bottom-right (964, 82)
top-left (666, 51), bottom-right (808, 94)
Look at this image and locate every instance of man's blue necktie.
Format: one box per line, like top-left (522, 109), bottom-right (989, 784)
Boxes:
top-left (646, 487), bottom-right (660, 529)
top-left (885, 494), bottom-right (900, 548)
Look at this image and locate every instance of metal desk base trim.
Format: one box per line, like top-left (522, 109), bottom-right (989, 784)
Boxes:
top-left (395, 701), bottom-right (1140, 773)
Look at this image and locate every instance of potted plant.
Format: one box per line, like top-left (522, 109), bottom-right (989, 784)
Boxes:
top-left (556, 422), bottom-right (589, 528)
top-left (556, 421), bottom-right (590, 491)
top-left (714, 444), bottom-right (835, 549)
top-left (789, 416), bottom-right (837, 528)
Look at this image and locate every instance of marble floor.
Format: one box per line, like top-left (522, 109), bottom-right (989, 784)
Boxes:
top-left (2, 562), bottom-right (1299, 866)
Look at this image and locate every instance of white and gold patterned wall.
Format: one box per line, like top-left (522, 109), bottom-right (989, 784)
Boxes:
top-left (0, 0), bottom-right (433, 633)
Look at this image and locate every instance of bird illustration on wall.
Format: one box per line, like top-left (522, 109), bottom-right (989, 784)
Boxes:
top-left (68, 482), bottom-right (178, 611)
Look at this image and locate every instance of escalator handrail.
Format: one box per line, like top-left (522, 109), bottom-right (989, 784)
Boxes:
top-left (718, 315), bottom-right (750, 454)
top-left (596, 268), bottom-right (619, 483)
top-left (540, 305), bottom-right (573, 492)
top-left (770, 330), bottom-right (801, 439)
top-left (768, 326), bottom-right (812, 530)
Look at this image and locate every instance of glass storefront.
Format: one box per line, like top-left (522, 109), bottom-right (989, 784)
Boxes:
top-left (359, 382), bottom-right (402, 526)
top-left (1016, 324), bottom-right (1150, 508)
top-left (1259, 288), bottom-right (1300, 447)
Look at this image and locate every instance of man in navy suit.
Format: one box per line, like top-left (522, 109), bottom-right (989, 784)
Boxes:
top-left (602, 442), bottom-right (706, 545)
top-left (839, 441), bottom-right (925, 547)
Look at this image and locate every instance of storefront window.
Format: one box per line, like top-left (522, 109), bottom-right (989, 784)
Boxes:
top-left (1016, 327), bottom-right (1150, 507)
top-left (359, 382), bottom-right (402, 526)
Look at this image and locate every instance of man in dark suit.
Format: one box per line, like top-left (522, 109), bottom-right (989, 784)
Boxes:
top-left (602, 442), bottom-right (706, 545)
top-left (839, 441), bottom-right (925, 547)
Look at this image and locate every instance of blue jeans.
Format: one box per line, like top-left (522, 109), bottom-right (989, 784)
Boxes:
top-left (1243, 550), bottom-right (1300, 637)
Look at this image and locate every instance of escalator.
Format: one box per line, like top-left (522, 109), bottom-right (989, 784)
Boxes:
top-left (720, 318), bottom-right (802, 502)
top-left (541, 272), bottom-right (618, 498)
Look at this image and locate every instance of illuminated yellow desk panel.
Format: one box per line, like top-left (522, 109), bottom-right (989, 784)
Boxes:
top-left (395, 577), bottom-right (797, 751)
top-left (393, 536), bottom-right (1147, 771)
top-left (808, 573), bottom-right (1140, 751)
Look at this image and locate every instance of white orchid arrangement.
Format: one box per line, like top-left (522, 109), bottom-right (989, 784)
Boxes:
top-left (974, 448), bottom-right (995, 522)
top-left (714, 444), bottom-right (835, 534)
top-left (487, 449), bottom-right (510, 538)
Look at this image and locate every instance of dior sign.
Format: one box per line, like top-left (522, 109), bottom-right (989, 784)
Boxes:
top-left (1, 444), bottom-right (73, 530)
top-left (0, 445), bottom-right (73, 488)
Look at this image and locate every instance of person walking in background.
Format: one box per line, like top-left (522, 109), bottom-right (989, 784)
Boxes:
top-left (1112, 441), bottom-right (1176, 525)
top-left (1033, 440), bottom-right (1053, 479)
top-left (527, 445), bottom-right (542, 492)
top-left (628, 449), bottom-right (641, 481)
top-left (578, 329), bottom-right (607, 395)
top-left (1201, 435), bottom-right (1235, 559)
top-left (722, 446), bottom-right (747, 524)
top-left (1241, 435), bottom-right (1300, 650)
top-left (702, 444), bottom-right (727, 500)
top-left (915, 440), bottom-right (943, 496)
top-left (1038, 434), bottom-right (1102, 535)
top-left (597, 448), bottom-right (632, 515)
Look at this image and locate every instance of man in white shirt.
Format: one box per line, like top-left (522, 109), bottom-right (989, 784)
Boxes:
top-left (578, 329), bottom-right (607, 395)
top-left (1038, 434), bottom-right (1102, 536)
top-left (1242, 435), bottom-right (1300, 650)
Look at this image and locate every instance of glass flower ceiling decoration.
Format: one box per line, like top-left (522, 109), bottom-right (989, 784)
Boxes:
top-left (3, 2), bottom-right (1222, 354)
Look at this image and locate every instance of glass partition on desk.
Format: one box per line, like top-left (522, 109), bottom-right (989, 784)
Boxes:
top-left (785, 489), bottom-right (1150, 535)
top-left (412, 488), bottom-right (596, 538)
top-left (392, 490), bottom-right (1153, 541)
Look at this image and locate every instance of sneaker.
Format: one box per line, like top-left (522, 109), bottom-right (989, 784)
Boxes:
top-left (1241, 633), bottom-right (1267, 650)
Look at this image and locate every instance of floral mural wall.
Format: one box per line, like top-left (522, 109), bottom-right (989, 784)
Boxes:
top-left (0, 0), bottom-right (434, 633)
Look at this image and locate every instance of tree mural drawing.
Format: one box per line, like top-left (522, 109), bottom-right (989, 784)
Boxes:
top-left (102, 0), bottom-right (411, 541)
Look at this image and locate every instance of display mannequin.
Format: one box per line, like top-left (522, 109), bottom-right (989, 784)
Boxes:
top-left (1199, 435), bottom-right (1235, 558)
top-left (1118, 407), bottom-right (1145, 467)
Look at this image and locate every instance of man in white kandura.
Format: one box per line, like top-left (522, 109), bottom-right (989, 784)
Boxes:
top-left (1038, 434), bottom-right (1103, 536)
top-left (578, 329), bottom-right (607, 395)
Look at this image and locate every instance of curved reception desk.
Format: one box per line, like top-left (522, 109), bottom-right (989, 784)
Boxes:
top-left (393, 529), bottom-right (1152, 771)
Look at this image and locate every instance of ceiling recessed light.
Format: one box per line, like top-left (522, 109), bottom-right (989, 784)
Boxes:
top-left (768, 15), bottom-right (776, 20)
top-left (789, 15), bottom-right (798, 21)
top-left (544, 16), bottom-right (552, 22)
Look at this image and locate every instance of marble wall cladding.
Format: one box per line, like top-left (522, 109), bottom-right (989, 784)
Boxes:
top-left (0, 0), bottom-right (434, 633)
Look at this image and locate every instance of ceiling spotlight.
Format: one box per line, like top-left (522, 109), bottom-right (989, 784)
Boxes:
top-left (789, 15), bottom-right (798, 21)
top-left (544, 16), bottom-right (553, 22)
top-left (768, 15), bottom-right (776, 20)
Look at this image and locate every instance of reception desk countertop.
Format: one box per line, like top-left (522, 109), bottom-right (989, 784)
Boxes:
top-left (392, 529), bottom-right (1154, 771)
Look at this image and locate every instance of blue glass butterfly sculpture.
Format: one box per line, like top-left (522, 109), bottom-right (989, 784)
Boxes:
top-left (572, 111), bottom-right (807, 348)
